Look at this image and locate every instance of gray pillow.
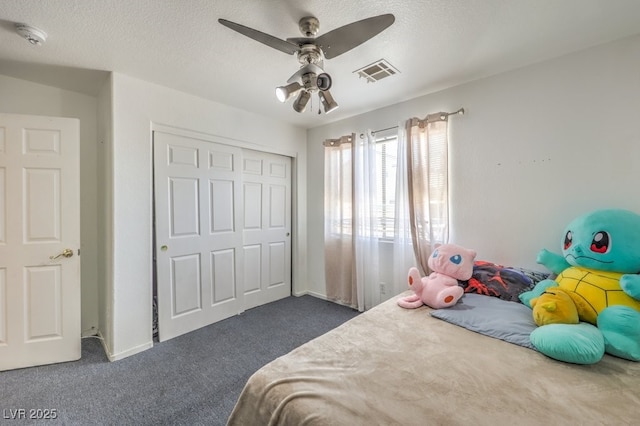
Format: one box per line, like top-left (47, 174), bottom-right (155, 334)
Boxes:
top-left (430, 293), bottom-right (537, 350)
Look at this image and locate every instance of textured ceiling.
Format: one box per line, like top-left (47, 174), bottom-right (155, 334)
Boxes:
top-left (1, 0), bottom-right (640, 129)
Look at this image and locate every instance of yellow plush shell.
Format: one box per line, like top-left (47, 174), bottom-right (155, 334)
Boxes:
top-left (556, 267), bottom-right (640, 324)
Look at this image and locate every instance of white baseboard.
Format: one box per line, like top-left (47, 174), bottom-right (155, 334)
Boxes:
top-left (96, 330), bottom-right (153, 362)
top-left (108, 341), bottom-right (154, 362)
top-left (300, 290), bottom-right (327, 299)
top-left (299, 290), bottom-right (357, 310)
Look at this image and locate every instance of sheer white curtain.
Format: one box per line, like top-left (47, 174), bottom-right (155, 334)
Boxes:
top-left (324, 132), bottom-right (379, 311)
top-left (391, 124), bottom-right (418, 294)
top-left (406, 116), bottom-right (450, 274)
top-left (324, 135), bottom-right (356, 308)
top-left (354, 131), bottom-right (380, 310)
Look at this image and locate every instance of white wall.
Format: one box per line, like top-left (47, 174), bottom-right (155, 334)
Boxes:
top-left (107, 73), bottom-right (307, 360)
top-left (307, 34), bottom-right (640, 299)
top-left (0, 74), bottom-right (101, 335)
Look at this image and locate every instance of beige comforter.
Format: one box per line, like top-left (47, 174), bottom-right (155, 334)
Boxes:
top-left (227, 293), bottom-right (640, 425)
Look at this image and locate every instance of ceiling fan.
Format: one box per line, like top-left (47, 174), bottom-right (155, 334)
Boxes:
top-left (218, 14), bottom-right (395, 114)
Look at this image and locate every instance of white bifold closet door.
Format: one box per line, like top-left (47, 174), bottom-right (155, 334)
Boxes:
top-left (154, 131), bottom-right (291, 342)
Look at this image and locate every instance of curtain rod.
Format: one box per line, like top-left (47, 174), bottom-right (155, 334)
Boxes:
top-left (370, 107), bottom-right (465, 135)
top-left (325, 107), bottom-right (465, 146)
top-left (323, 133), bottom-right (355, 147)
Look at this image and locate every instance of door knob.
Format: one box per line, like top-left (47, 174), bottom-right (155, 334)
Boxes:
top-left (50, 248), bottom-right (74, 260)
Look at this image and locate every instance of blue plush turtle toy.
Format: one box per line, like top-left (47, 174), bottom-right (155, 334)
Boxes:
top-left (520, 209), bottom-right (640, 364)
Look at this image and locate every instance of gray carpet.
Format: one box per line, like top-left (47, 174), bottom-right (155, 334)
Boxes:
top-left (0, 295), bottom-right (359, 425)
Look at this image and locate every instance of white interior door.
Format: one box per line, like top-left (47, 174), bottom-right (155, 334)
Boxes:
top-left (242, 150), bottom-right (292, 309)
top-left (0, 113), bottom-right (81, 371)
top-left (154, 132), bottom-right (292, 341)
top-left (154, 131), bottom-right (245, 342)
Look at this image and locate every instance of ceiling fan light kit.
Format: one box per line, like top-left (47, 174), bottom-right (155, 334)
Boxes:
top-left (219, 13), bottom-right (395, 115)
top-left (275, 82), bottom-right (303, 103)
top-left (319, 90), bottom-right (339, 114)
top-left (292, 90), bottom-right (311, 113)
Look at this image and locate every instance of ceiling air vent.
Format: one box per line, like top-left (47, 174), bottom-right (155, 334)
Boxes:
top-left (353, 59), bottom-right (399, 83)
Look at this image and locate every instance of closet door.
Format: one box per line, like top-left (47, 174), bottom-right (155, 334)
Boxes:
top-left (154, 132), bottom-right (292, 342)
top-left (154, 131), bottom-right (244, 342)
top-left (242, 150), bottom-right (292, 309)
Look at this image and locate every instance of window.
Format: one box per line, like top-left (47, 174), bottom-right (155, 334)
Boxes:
top-left (374, 135), bottom-right (397, 239)
top-left (327, 123), bottom-right (448, 242)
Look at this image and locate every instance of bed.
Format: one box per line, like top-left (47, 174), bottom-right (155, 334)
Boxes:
top-left (228, 289), bottom-right (640, 425)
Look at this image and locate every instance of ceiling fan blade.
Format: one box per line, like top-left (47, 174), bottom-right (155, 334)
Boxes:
top-left (218, 19), bottom-right (299, 55)
top-left (315, 14), bottom-right (395, 60)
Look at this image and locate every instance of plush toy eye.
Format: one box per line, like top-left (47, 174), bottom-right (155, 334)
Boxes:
top-left (564, 231), bottom-right (572, 250)
top-left (590, 231), bottom-right (610, 254)
top-left (449, 254), bottom-right (462, 264)
top-left (432, 250), bottom-right (439, 258)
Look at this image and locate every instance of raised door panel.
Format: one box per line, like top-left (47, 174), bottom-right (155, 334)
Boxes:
top-left (24, 266), bottom-right (62, 340)
top-left (171, 254), bottom-right (202, 316)
top-left (209, 180), bottom-right (235, 234)
top-left (268, 242), bottom-right (286, 288)
top-left (169, 178), bottom-right (200, 238)
top-left (22, 129), bottom-right (61, 155)
top-left (243, 245), bottom-right (261, 294)
top-left (23, 168), bottom-right (61, 243)
top-left (210, 249), bottom-right (236, 304)
top-left (269, 184), bottom-right (286, 229)
top-left (243, 157), bottom-right (262, 175)
top-left (243, 182), bottom-right (262, 230)
top-left (168, 145), bottom-right (198, 168)
top-left (209, 150), bottom-right (234, 172)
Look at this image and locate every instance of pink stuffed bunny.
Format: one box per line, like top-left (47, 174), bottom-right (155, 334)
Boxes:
top-left (398, 243), bottom-right (477, 309)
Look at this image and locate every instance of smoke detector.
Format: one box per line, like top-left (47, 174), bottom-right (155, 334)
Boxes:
top-left (15, 24), bottom-right (47, 46)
